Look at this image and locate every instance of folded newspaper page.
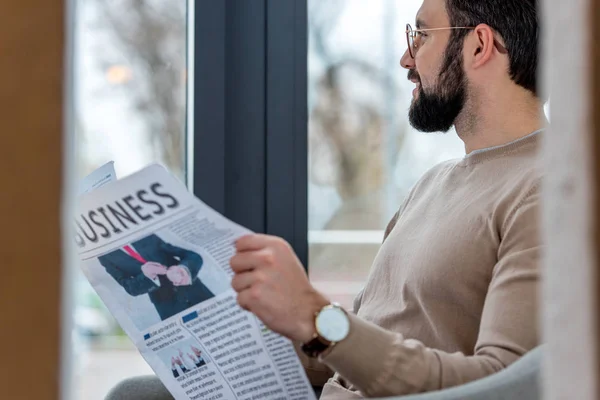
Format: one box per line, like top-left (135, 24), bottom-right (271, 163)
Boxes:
top-left (76, 164), bottom-right (316, 400)
top-left (78, 161), bottom-right (117, 195)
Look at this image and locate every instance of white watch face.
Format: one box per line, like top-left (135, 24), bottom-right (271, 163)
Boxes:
top-left (316, 306), bottom-right (350, 342)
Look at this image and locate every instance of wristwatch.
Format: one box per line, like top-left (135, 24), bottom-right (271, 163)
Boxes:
top-left (301, 303), bottom-right (350, 358)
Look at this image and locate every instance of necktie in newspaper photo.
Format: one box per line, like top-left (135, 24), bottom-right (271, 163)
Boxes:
top-left (123, 245), bottom-right (147, 263)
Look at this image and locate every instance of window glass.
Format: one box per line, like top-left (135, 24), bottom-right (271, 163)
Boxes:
top-left (72, 1), bottom-right (187, 397)
top-left (307, 0), bottom-right (465, 308)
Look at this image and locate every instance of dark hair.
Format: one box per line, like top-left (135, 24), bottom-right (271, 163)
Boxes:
top-left (445, 0), bottom-right (539, 96)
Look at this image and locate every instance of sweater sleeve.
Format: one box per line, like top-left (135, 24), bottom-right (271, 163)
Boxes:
top-left (296, 191), bottom-right (418, 388)
top-left (320, 188), bottom-right (541, 397)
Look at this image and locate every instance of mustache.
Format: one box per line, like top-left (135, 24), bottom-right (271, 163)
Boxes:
top-left (408, 70), bottom-right (421, 83)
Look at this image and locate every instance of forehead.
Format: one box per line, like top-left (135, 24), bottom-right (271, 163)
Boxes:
top-left (415, 0), bottom-right (449, 27)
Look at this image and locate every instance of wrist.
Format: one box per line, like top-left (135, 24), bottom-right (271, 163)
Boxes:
top-left (297, 291), bottom-right (330, 343)
top-left (301, 302), bottom-right (350, 358)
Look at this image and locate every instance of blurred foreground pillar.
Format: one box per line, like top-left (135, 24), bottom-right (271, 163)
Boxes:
top-left (0, 0), bottom-right (66, 399)
top-left (542, 0), bottom-right (600, 398)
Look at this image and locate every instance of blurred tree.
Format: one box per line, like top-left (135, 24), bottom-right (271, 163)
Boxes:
top-left (93, 0), bottom-right (186, 179)
top-left (308, 0), bottom-right (406, 230)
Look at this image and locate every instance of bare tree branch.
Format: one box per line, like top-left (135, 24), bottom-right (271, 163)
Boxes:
top-left (92, 0), bottom-right (186, 178)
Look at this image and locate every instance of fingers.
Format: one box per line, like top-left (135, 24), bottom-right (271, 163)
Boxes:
top-left (235, 234), bottom-right (276, 252)
top-left (230, 250), bottom-right (272, 273)
top-left (166, 266), bottom-right (190, 286)
top-left (145, 261), bottom-right (164, 268)
top-left (236, 287), bottom-right (260, 312)
top-left (231, 271), bottom-right (262, 292)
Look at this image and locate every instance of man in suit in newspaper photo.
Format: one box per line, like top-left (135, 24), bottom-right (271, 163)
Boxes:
top-left (97, 233), bottom-right (215, 321)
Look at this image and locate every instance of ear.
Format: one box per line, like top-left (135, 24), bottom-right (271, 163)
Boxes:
top-left (467, 24), bottom-right (497, 69)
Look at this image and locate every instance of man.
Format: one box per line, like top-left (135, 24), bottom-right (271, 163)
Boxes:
top-left (106, 0), bottom-right (543, 398)
top-left (231, 0), bottom-right (543, 398)
top-left (98, 233), bottom-right (214, 322)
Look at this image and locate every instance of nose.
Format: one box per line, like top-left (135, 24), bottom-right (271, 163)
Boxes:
top-left (400, 48), bottom-right (415, 70)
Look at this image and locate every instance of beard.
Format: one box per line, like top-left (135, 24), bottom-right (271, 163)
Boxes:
top-left (408, 42), bottom-right (468, 133)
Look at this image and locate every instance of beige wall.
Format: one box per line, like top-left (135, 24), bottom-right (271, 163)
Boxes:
top-left (0, 1), bottom-right (65, 399)
top-left (541, 0), bottom-right (599, 398)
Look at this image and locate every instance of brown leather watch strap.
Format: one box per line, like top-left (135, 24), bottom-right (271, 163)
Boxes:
top-left (301, 335), bottom-right (332, 358)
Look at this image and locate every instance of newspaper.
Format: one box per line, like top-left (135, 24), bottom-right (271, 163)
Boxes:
top-left (78, 161), bottom-right (117, 195)
top-left (76, 164), bottom-right (316, 400)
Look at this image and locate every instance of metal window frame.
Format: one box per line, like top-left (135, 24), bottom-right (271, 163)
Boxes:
top-left (188, 0), bottom-right (308, 267)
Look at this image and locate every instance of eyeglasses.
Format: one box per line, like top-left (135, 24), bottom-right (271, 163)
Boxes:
top-left (405, 23), bottom-right (508, 59)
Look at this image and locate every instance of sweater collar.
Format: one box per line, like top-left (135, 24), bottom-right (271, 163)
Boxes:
top-left (458, 129), bottom-right (544, 166)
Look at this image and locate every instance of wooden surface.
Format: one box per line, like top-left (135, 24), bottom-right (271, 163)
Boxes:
top-left (0, 1), bottom-right (64, 399)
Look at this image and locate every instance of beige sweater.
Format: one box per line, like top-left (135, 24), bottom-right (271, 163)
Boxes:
top-left (308, 131), bottom-right (543, 399)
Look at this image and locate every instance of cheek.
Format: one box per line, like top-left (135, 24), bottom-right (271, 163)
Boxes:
top-left (415, 58), bottom-right (433, 87)
top-left (415, 50), bottom-right (443, 89)
top-left (418, 72), bottom-right (434, 91)
top-left (416, 65), bottom-right (440, 90)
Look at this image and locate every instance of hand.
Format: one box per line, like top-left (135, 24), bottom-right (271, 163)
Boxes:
top-left (191, 346), bottom-right (202, 357)
top-left (230, 234), bottom-right (330, 343)
top-left (171, 357), bottom-right (176, 368)
top-left (141, 262), bottom-right (167, 280)
top-left (174, 357), bottom-right (183, 366)
top-left (167, 265), bottom-right (192, 286)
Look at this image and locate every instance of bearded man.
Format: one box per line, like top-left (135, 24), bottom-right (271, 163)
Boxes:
top-left (106, 0), bottom-right (544, 398)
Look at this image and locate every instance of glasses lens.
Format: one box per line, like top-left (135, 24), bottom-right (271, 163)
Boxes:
top-left (406, 24), bottom-right (414, 58)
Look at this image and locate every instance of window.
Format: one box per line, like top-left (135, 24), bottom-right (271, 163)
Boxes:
top-left (71, 2), bottom-right (470, 395)
top-left (70, 2), bottom-right (307, 397)
top-left (72, 0), bottom-right (188, 397)
top-left (307, 0), bottom-right (465, 308)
